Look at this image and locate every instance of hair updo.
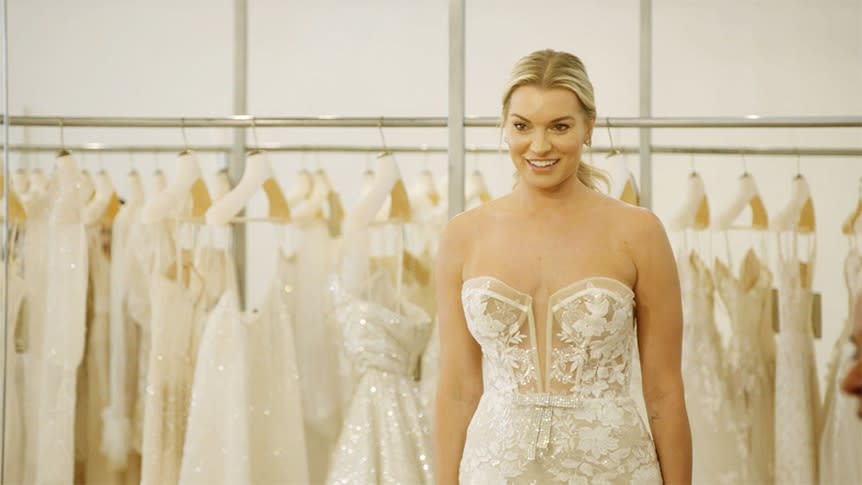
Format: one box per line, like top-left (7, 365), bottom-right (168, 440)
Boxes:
top-left (502, 49), bottom-right (608, 191)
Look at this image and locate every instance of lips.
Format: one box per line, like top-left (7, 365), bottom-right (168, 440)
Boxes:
top-left (526, 158), bottom-right (560, 169)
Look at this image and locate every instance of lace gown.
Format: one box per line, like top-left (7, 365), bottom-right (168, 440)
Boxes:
top-left (459, 276), bottom-right (662, 484)
top-left (819, 251), bottom-right (862, 484)
top-left (714, 254), bottom-right (774, 485)
top-left (773, 238), bottom-right (819, 485)
top-left (679, 253), bottom-right (741, 484)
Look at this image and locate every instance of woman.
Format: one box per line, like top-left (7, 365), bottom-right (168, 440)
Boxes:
top-left (433, 49), bottom-right (692, 484)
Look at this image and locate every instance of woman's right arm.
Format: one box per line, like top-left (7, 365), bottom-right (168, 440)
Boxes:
top-left (434, 216), bottom-right (484, 485)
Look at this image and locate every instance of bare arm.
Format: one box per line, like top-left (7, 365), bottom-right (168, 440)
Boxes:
top-left (630, 210), bottom-right (692, 485)
top-left (433, 216), bottom-right (484, 485)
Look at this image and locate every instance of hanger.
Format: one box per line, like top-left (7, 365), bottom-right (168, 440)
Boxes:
top-left (413, 148), bottom-right (441, 207)
top-left (842, 177), bottom-right (862, 235)
top-left (669, 156), bottom-right (709, 231)
top-left (29, 168), bottom-right (48, 194)
top-left (464, 149), bottom-right (492, 207)
top-left (12, 169), bottom-right (29, 196)
top-left (0, 159), bottom-right (26, 224)
top-left (141, 122), bottom-right (211, 223)
top-left (51, 149), bottom-right (85, 224)
top-left (772, 157), bottom-right (815, 233)
top-left (151, 169), bottom-right (167, 193)
top-left (127, 170), bottom-right (145, 206)
top-left (205, 149), bottom-right (290, 224)
top-left (712, 155), bottom-right (768, 231)
top-left (286, 167), bottom-right (314, 207)
top-left (83, 170), bottom-right (120, 226)
top-left (211, 168), bottom-right (233, 202)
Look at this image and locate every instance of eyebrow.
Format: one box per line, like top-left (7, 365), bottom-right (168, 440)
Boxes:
top-left (510, 114), bottom-right (577, 123)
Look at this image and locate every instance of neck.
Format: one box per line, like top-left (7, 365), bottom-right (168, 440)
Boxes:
top-left (511, 173), bottom-right (589, 212)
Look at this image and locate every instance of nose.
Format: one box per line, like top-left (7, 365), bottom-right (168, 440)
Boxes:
top-left (529, 130), bottom-right (551, 154)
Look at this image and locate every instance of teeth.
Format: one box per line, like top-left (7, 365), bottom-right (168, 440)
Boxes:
top-left (528, 159), bottom-right (558, 168)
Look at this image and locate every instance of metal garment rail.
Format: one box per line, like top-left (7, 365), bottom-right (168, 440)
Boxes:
top-left (3, 143), bottom-right (862, 157)
top-left (4, 115), bottom-right (862, 128)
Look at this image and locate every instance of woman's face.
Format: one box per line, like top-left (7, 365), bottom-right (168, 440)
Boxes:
top-left (504, 85), bottom-right (593, 192)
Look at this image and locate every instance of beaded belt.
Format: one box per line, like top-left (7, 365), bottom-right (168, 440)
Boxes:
top-left (512, 392), bottom-right (583, 461)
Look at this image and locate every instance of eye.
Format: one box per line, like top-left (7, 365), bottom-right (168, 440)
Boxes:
top-left (512, 122), bottom-right (528, 131)
top-left (551, 123), bottom-right (571, 132)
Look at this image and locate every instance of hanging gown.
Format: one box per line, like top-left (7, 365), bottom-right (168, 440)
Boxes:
top-left (291, 219), bottom-right (342, 484)
top-left (819, 250), bottom-right (862, 484)
top-left (773, 235), bottom-right (819, 485)
top-left (34, 179), bottom-right (89, 485)
top-left (179, 246), bottom-right (308, 485)
top-left (326, 223), bottom-right (435, 485)
top-left (102, 197), bottom-right (145, 480)
top-left (1, 270), bottom-right (26, 485)
top-left (715, 251), bottom-right (775, 485)
top-left (459, 276), bottom-right (662, 484)
top-left (140, 227), bottom-right (236, 485)
top-left (679, 252), bottom-right (742, 484)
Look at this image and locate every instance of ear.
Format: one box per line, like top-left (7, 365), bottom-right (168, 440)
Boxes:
top-left (585, 116), bottom-right (596, 146)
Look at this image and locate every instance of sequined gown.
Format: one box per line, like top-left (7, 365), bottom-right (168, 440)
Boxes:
top-left (326, 224), bottom-right (435, 485)
top-left (679, 252), bottom-right (741, 484)
top-left (819, 251), bottom-right (862, 484)
top-left (459, 276), bottom-right (662, 484)
top-left (179, 249), bottom-right (308, 485)
top-left (715, 253), bottom-right (775, 485)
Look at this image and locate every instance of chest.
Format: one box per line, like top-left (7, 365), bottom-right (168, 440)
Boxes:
top-left (464, 218), bottom-right (634, 297)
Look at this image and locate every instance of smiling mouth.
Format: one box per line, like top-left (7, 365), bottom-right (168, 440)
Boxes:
top-left (526, 158), bottom-right (560, 169)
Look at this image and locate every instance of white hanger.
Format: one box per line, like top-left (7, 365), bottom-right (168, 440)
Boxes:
top-left (127, 170), bottom-right (145, 206)
top-left (211, 169), bottom-right (233, 201)
top-left (670, 171), bottom-right (710, 231)
top-left (712, 171), bottom-right (768, 231)
top-left (205, 150), bottom-right (289, 225)
top-left (286, 168), bottom-right (314, 207)
top-left (12, 169), bottom-right (29, 196)
top-left (772, 174), bottom-right (814, 233)
top-left (30, 168), bottom-right (48, 193)
top-left (151, 169), bottom-right (167, 193)
top-left (50, 151), bottom-right (84, 224)
top-left (141, 150), bottom-right (207, 223)
top-left (292, 170), bottom-right (331, 221)
top-left (83, 170), bottom-right (117, 224)
top-left (344, 153), bottom-right (404, 233)
top-left (413, 169), bottom-right (441, 206)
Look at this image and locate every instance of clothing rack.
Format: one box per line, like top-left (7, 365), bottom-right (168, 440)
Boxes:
top-left (3, 143), bottom-right (862, 157)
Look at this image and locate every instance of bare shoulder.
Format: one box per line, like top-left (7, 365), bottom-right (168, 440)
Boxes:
top-left (599, 197), bottom-right (669, 247)
top-left (437, 204), bottom-right (490, 275)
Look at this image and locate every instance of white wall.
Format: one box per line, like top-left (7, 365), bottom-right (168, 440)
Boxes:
top-left (8, 0), bottom-right (862, 386)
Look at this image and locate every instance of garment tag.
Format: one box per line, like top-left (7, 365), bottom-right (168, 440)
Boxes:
top-left (771, 288), bottom-right (821, 339)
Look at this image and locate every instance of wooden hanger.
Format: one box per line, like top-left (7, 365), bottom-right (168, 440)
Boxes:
top-left (84, 170), bottom-right (120, 226)
top-left (670, 171), bottom-right (710, 231)
top-left (465, 169), bottom-right (492, 207)
top-left (712, 171), bottom-right (768, 230)
top-left (619, 175), bottom-right (640, 206)
top-left (842, 178), bottom-right (862, 235)
top-left (772, 174), bottom-right (815, 233)
top-left (0, 173), bottom-right (26, 224)
top-left (205, 149), bottom-right (290, 224)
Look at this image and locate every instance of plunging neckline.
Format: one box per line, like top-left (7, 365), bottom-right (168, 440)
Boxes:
top-left (462, 274), bottom-right (635, 392)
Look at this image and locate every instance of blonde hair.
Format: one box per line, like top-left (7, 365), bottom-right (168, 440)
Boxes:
top-left (502, 49), bottom-right (609, 191)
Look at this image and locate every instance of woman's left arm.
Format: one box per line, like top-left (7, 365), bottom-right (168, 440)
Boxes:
top-left (629, 210), bottom-right (692, 485)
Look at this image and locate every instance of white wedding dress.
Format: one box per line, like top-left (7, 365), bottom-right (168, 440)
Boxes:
top-left (459, 276), bottom-right (662, 484)
top-left (327, 223), bottom-right (435, 485)
top-left (1, 270), bottom-right (26, 485)
top-left (714, 251), bottom-right (775, 485)
top-left (179, 247), bottom-right (308, 485)
top-left (773, 235), bottom-right (819, 485)
top-left (819, 250), bottom-right (862, 484)
top-left (678, 251), bottom-right (741, 484)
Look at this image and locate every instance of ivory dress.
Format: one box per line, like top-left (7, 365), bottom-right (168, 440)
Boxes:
top-left (679, 252), bottom-right (741, 484)
top-left (819, 251), bottom-right (862, 484)
top-left (773, 237), bottom-right (819, 485)
top-left (179, 249), bottom-right (308, 485)
top-left (459, 276), bottom-right (662, 484)
top-left (715, 252), bottom-right (775, 485)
